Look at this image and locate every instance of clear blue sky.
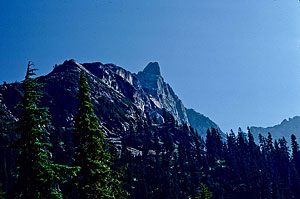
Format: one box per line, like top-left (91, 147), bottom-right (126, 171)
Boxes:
top-left (1, 0), bottom-right (300, 133)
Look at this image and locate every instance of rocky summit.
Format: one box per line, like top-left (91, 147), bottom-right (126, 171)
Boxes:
top-left (137, 62), bottom-right (189, 126)
top-left (141, 62), bottom-right (161, 76)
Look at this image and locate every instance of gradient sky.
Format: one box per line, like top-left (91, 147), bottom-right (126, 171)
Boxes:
top-left (1, 0), bottom-right (300, 133)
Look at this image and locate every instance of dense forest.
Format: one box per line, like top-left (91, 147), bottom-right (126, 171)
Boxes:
top-left (1, 64), bottom-right (300, 199)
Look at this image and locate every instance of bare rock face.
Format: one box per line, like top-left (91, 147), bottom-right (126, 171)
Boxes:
top-left (142, 62), bottom-right (161, 76)
top-left (137, 62), bottom-right (189, 125)
top-left (81, 62), bottom-right (151, 113)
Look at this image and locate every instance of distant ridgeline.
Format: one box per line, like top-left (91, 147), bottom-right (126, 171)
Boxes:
top-left (1, 59), bottom-right (300, 198)
top-left (250, 116), bottom-right (300, 142)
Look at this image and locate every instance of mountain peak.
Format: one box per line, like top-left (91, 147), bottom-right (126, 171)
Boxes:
top-left (50, 59), bottom-right (89, 76)
top-left (142, 62), bottom-right (161, 76)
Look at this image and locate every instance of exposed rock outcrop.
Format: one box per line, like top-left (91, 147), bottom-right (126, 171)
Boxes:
top-left (136, 62), bottom-right (189, 125)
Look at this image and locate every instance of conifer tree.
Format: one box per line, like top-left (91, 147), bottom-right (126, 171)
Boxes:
top-left (72, 71), bottom-right (126, 199)
top-left (194, 183), bottom-right (212, 199)
top-left (13, 62), bottom-right (75, 199)
top-left (291, 134), bottom-right (299, 165)
top-left (0, 183), bottom-right (4, 199)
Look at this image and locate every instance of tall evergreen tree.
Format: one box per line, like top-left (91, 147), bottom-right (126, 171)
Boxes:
top-left (291, 134), bottom-right (299, 166)
top-left (0, 183), bottom-right (4, 199)
top-left (194, 184), bottom-right (212, 199)
top-left (72, 71), bottom-right (126, 199)
top-left (13, 62), bottom-right (75, 199)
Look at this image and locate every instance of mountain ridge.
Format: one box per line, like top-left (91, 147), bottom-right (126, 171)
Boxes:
top-left (0, 59), bottom-right (222, 137)
top-left (250, 116), bottom-right (300, 141)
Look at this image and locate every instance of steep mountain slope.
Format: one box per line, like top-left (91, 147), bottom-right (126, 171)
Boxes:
top-left (186, 108), bottom-right (221, 136)
top-left (250, 116), bottom-right (300, 141)
top-left (0, 59), bottom-right (221, 137)
top-left (136, 62), bottom-right (189, 125)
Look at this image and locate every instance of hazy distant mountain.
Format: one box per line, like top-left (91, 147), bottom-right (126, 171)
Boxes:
top-left (250, 116), bottom-right (300, 141)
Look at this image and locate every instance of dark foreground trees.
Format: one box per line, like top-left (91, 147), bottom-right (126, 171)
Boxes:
top-left (195, 184), bottom-right (213, 199)
top-left (121, 122), bottom-right (300, 199)
top-left (70, 71), bottom-right (127, 199)
top-left (6, 64), bottom-right (126, 199)
top-left (12, 62), bottom-right (77, 199)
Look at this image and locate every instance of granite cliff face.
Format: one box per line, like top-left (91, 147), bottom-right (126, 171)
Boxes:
top-left (0, 59), bottom-right (221, 137)
top-left (136, 62), bottom-right (189, 126)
